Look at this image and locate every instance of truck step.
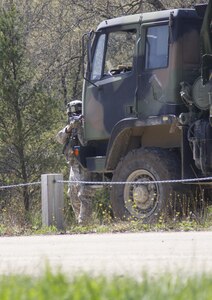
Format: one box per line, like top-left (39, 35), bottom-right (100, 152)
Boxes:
top-left (86, 156), bottom-right (106, 172)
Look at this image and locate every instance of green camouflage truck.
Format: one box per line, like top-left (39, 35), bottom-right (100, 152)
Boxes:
top-left (77, 1), bottom-right (212, 222)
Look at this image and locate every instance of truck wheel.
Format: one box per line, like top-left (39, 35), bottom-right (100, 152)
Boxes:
top-left (110, 148), bottom-right (182, 223)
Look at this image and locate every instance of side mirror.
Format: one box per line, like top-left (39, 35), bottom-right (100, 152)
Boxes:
top-left (82, 31), bottom-right (98, 88)
top-left (82, 31), bottom-right (94, 78)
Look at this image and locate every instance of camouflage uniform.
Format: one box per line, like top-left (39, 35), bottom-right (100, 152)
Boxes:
top-left (56, 102), bottom-right (93, 225)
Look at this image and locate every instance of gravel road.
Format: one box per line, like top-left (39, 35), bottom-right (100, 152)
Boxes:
top-left (0, 232), bottom-right (212, 278)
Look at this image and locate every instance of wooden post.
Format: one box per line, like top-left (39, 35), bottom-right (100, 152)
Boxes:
top-left (41, 174), bottom-right (64, 230)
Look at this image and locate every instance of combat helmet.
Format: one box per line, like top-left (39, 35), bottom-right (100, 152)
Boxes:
top-left (66, 100), bottom-right (82, 116)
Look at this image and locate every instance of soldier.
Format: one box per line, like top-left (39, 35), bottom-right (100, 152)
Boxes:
top-left (56, 100), bottom-right (93, 225)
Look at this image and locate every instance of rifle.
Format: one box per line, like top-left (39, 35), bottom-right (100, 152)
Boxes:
top-left (63, 114), bottom-right (83, 159)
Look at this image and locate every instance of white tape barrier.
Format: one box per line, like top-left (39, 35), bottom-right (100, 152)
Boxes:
top-left (58, 176), bottom-right (212, 185)
top-left (0, 182), bottom-right (41, 190)
top-left (0, 176), bottom-right (212, 191)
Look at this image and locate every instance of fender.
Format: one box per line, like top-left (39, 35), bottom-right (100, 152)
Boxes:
top-left (105, 115), bottom-right (178, 171)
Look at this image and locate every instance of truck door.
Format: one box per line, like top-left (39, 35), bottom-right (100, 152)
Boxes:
top-left (137, 23), bottom-right (171, 119)
top-left (83, 26), bottom-right (138, 141)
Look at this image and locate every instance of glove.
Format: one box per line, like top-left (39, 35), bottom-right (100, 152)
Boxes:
top-left (65, 124), bottom-right (73, 133)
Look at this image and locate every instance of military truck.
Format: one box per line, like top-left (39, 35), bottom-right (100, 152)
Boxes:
top-left (77, 1), bottom-right (212, 222)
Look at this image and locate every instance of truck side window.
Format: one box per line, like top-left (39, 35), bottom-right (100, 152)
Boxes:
top-left (104, 30), bottom-right (136, 76)
top-left (145, 25), bottom-right (169, 69)
top-left (91, 34), bottom-right (106, 80)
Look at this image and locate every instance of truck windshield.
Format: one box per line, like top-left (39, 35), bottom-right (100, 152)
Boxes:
top-left (91, 29), bottom-right (136, 80)
top-left (104, 30), bottom-right (136, 76)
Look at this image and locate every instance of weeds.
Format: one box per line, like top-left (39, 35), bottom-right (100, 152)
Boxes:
top-left (1, 187), bottom-right (212, 236)
top-left (93, 187), bottom-right (113, 224)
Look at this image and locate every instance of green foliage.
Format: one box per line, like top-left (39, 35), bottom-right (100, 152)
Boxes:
top-left (32, 225), bottom-right (58, 235)
top-left (93, 187), bottom-right (113, 224)
top-left (1, 270), bottom-right (212, 300)
top-left (0, 4), bottom-right (64, 212)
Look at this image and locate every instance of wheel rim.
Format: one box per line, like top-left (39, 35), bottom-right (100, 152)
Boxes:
top-left (124, 169), bottom-right (159, 219)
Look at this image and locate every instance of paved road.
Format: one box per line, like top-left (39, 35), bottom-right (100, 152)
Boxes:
top-left (0, 232), bottom-right (212, 278)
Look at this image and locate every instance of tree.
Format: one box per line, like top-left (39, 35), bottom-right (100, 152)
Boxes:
top-left (0, 4), bottom-right (62, 212)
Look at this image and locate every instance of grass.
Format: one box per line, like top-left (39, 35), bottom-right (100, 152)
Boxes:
top-left (63, 204), bottom-right (212, 234)
top-left (1, 188), bottom-right (212, 236)
top-left (1, 212), bottom-right (212, 236)
top-left (0, 269), bottom-right (212, 300)
top-left (64, 220), bottom-right (212, 235)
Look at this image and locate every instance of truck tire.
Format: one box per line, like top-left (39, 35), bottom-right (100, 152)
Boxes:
top-left (110, 147), bottom-right (183, 223)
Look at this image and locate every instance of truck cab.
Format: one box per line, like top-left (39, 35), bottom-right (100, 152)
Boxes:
top-left (83, 8), bottom-right (202, 170)
top-left (79, 2), bottom-right (212, 222)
